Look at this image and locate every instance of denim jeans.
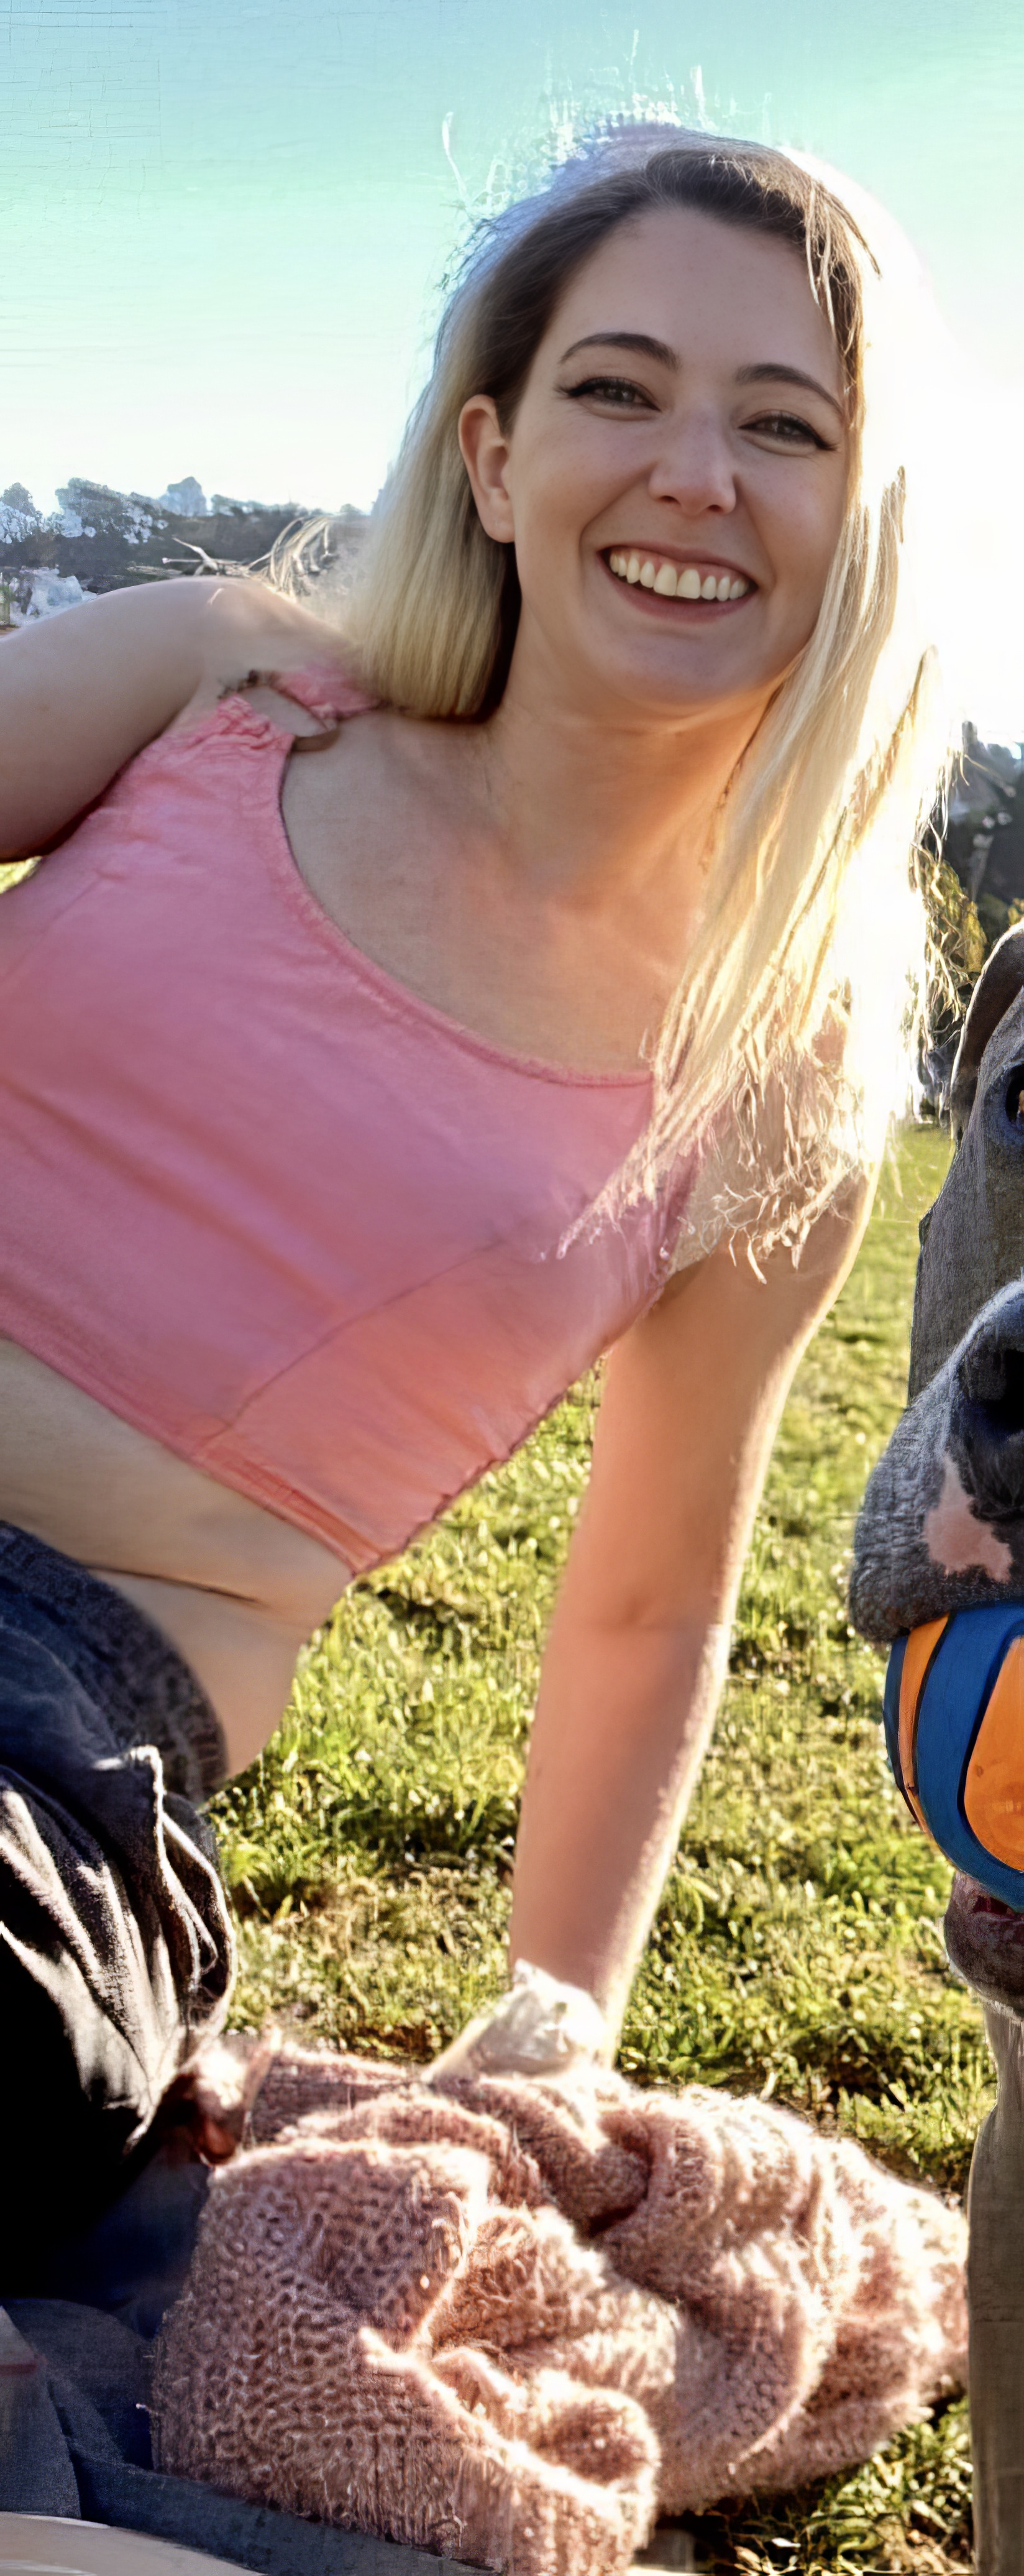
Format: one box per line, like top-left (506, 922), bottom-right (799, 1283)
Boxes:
top-left (0, 1524), bottom-right (234, 2286)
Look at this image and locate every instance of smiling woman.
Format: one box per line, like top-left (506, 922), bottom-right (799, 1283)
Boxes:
top-left (0, 123), bottom-right (954, 2289)
top-left (336, 133), bottom-right (949, 1263)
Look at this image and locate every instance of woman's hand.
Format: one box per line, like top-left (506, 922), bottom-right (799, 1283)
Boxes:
top-left (510, 1182), bottom-right (873, 2043)
top-left (0, 575), bottom-right (342, 861)
top-left (428, 1960), bottom-right (607, 2092)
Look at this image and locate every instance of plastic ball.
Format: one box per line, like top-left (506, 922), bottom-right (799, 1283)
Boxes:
top-left (884, 1604), bottom-right (1024, 1908)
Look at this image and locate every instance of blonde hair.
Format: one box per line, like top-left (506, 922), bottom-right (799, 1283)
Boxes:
top-left (278, 127), bottom-right (953, 1264)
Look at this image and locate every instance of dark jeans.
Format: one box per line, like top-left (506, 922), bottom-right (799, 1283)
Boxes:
top-left (0, 1524), bottom-right (234, 2286)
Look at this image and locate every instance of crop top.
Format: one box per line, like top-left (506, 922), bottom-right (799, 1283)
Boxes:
top-left (0, 666), bottom-right (696, 1575)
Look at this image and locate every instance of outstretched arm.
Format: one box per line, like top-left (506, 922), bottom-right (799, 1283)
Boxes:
top-left (510, 1186), bottom-right (872, 2045)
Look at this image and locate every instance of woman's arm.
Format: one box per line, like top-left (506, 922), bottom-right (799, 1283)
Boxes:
top-left (0, 576), bottom-right (341, 860)
top-left (510, 1182), bottom-right (873, 2044)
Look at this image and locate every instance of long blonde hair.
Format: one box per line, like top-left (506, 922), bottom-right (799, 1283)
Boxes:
top-left (277, 127), bottom-right (953, 1263)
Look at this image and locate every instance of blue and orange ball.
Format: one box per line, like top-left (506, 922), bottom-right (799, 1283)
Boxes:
top-left (885, 1605), bottom-right (1024, 1908)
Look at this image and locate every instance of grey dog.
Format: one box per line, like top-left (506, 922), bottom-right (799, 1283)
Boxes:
top-left (851, 922), bottom-right (1024, 2573)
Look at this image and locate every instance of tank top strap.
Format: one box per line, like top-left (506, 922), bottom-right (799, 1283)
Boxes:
top-left (260, 659), bottom-right (378, 730)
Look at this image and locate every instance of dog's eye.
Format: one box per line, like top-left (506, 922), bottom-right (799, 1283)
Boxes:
top-left (1005, 1066), bottom-right (1024, 1128)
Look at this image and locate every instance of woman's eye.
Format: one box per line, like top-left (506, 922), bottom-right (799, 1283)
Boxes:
top-left (562, 375), bottom-right (656, 411)
top-left (745, 410), bottom-right (831, 450)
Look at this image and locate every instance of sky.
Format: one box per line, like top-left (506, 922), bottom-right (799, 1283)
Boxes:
top-left (2, 0), bottom-right (1023, 725)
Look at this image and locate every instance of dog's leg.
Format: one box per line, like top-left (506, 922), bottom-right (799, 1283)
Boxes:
top-left (969, 2002), bottom-right (1024, 2572)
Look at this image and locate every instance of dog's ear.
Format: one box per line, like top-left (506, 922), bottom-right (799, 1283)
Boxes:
top-left (949, 923), bottom-right (1024, 1142)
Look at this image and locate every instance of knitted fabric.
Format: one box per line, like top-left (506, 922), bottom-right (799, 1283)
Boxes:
top-left (153, 2045), bottom-right (966, 2576)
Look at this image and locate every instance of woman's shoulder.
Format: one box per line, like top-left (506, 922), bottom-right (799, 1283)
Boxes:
top-left (666, 1027), bottom-right (869, 1282)
top-left (244, 657), bottom-right (378, 730)
top-left (184, 581), bottom-right (373, 718)
top-left (150, 586), bottom-right (380, 765)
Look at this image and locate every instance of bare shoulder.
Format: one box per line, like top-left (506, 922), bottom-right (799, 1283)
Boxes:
top-left (0, 577), bottom-right (354, 862)
top-left (650, 1173), bottom-right (875, 1347)
top-left (188, 579), bottom-right (354, 689)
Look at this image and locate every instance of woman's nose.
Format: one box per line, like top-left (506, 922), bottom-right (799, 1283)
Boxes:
top-left (646, 414), bottom-right (738, 516)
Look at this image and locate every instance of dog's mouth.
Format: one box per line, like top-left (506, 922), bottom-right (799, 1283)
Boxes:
top-left (945, 1870), bottom-right (1024, 2013)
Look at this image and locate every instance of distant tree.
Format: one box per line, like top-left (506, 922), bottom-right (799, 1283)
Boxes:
top-left (918, 840), bottom-right (989, 1109)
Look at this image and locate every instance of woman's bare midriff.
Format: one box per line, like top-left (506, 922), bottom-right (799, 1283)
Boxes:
top-left (0, 1336), bottom-right (348, 1774)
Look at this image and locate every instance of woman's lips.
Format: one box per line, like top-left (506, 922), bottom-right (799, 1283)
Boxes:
top-left (601, 549), bottom-right (756, 611)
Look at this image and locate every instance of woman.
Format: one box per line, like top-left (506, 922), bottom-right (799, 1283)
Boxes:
top-left (0, 129), bottom-right (947, 2270)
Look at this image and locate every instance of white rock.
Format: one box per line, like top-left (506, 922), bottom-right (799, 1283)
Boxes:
top-left (161, 477), bottom-right (210, 517)
top-left (25, 572), bottom-right (89, 620)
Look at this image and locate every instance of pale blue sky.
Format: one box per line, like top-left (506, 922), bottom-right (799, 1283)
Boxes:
top-left (3, 0), bottom-right (1022, 524)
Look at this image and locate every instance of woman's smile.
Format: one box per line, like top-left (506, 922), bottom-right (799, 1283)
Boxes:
top-left (603, 549), bottom-right (754, 607)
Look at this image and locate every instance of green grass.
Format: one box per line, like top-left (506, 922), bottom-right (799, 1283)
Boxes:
top-left (210, 1121), bottom-right (984, 2572)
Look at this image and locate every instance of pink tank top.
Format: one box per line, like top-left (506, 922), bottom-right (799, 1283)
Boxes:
top-left (0, 668), bottom-right (695, 1574)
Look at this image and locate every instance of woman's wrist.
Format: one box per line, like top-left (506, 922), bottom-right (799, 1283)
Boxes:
top-left (429, 1959), bottom-right (607, 2085)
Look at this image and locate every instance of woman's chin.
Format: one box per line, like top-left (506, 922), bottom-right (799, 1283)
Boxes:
top-left (563, 629), bottom-right (776, 727)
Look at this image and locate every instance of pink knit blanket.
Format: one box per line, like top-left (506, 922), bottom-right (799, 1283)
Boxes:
top-left (153, 2044), bottom-right (966, 2575)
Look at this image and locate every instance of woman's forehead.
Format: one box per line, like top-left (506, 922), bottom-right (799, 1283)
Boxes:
top-left (543, 206), bottom-right (844, 386)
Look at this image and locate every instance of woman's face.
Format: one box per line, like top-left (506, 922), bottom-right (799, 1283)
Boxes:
top-left (460, 205), bottom-right (851, 726)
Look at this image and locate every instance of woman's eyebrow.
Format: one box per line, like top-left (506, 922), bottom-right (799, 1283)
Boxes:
top-left (735, 362), bottom-right (845, 419)
top-left (558, 329), bottom-right (677, 369)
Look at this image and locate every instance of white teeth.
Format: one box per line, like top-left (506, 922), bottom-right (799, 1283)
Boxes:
top-left (606, 552), bottom-right (752, 602)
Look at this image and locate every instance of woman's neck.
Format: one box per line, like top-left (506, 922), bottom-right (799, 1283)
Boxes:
top-left (467, 642), bottom-right (767, 920)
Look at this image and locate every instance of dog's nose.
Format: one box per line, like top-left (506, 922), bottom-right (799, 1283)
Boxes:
top-left (953, 1289), bottom-right (1024, 1514)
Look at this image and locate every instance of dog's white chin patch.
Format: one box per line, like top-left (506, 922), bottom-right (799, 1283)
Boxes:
top-left (923, 1452), bottom-right (1013, 1581)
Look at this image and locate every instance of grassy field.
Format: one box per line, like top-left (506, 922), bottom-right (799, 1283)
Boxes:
top-left (210, 1120), bottom-right (984, 2575)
